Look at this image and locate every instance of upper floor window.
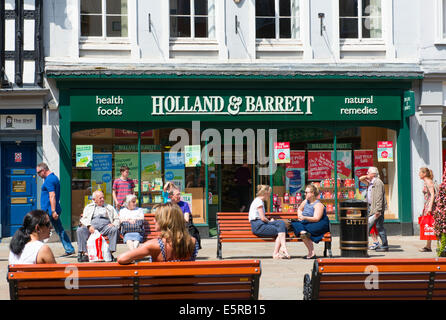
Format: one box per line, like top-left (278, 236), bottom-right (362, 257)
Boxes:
top-left (170, 0), bottom-right (215, 39)
top-left (339, 0), bottom-right (382, 39)
top-left (256, 0), bottom-right (300, 39)
top-left (80, 0), bottom-right (128, 38)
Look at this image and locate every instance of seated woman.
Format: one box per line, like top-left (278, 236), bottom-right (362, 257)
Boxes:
top-left (291, 184), bottom-right (330, 259)
top-left (117, 202), bottom-right (199, 264)
top-left (119, 194), bottom-right (145, 250)
top-left (249, 185), bottom-right (290, 259)
top-left (9, 210), bottom-right (56, 264)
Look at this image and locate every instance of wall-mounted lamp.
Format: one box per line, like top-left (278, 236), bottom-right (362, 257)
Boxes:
top-left (233, 0), bottom-right (242, 3)
top-left (47, 99), bottom-right (58, 110)
top-left (318, 13), bottom-right (326, 36)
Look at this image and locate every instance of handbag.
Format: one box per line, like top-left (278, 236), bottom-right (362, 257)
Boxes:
top-left (418, 215), bottom-right (437, 241)
top-left (187, 221), bottom-right (202, 249)
top-left (87, 230), bottom-right (113, 262)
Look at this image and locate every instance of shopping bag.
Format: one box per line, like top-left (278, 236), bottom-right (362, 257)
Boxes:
top-left (87, 230), bottom-right (113, 262)
top-left (418, 215), bottom-right (437, 241)
top-left (369, 224), bottom-right (378, 236)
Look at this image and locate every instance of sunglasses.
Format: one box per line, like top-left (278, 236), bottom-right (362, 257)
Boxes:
top-left (41, 221), bottom-right (51, 228)
top-left (37, 169), bottom-right (44, 174)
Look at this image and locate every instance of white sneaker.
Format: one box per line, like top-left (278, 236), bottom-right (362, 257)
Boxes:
top-left (369, 242), bottom-right (380, 250)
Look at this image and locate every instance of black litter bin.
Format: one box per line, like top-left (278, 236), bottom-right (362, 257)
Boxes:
top-left (339, 199), bottom-right (369, 257)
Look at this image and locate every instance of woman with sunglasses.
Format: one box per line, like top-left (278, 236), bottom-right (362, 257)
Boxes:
top-left (291, 184), bottom-right (330, 259)
top-left (9, 210), bottom-right (56, 264)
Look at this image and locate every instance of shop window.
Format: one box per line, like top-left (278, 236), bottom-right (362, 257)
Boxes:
top-left (80, 0), bottom-right (128, 38)
top-left (170, 0), bottom-right (215, 39)
top-left (269, 126), bottom-right (398, 222)
top-left (71, 127), bottom-right (207, 228)
top-left (256, 0), bottom-right (300, 39)
top-left (339, 0), bottom-right (382, 39)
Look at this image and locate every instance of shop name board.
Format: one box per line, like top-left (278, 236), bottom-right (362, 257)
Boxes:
top-left (77, 91), bottom-right (402, 122)
top-left (0, 114), bottom-right (36, 130)
top-left (151, 95), bottom-right (314, 116)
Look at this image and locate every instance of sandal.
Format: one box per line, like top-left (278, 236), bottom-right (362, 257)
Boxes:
top-left (273, 253), bottom-right (284, 259)
top-left (279, 249), bottom-right (291, 259)
top-left (303, 255), bottom-right (317, 260)
top-left (419, 247), bottom-right (432, 252)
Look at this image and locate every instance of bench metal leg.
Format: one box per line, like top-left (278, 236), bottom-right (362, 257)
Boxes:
top-left (217, 240), bottom-right (223, 259)
top-left (303, 274), bottom-right (312, 300)
top-left (324, 241), bottom-right (333, 258)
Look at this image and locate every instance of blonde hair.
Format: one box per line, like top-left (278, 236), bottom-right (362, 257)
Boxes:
top-left (256, 185), bottom-right (272, 197)
top-left (153, 202), bottom-right (195, 259)
top-left (420, 167), bottom-right (434, 179)
top-left (305, 183), bottom-right (320, 197)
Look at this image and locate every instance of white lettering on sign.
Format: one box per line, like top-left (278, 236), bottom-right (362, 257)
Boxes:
top-left (151, 95), bottom-right (314, 116)
top-left (96, 96), bottom-right (124, 116)
top-left (340, 106), bottom-right (378, 115)
top-left (340, 96), bottom-right (378, 116)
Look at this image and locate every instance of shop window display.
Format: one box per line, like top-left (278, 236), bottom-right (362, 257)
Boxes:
top-left (270, 127), bottom-right (398, 222)
top-left (71, 128), bottom-right (208, 228)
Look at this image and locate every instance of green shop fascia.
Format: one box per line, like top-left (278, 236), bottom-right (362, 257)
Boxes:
top-left (53, 76), bottom-right (416, 236)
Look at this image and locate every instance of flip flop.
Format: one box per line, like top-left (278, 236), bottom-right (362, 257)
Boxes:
top-left (279, 250), bottom-right (291, 259)
top-left (419, 247), bottom-right (432, 252)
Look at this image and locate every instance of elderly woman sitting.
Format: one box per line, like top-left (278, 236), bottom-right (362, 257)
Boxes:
top-left (119, 194), bottom-right (145, 250)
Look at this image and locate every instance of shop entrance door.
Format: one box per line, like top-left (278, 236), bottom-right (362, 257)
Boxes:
top-left (1, 143), bottom-right (37, 237)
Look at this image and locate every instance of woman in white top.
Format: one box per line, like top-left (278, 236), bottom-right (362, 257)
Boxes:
top-left (9, 210), bottom-right (56, 264)
top-left (119, 194), bottom-right (145, 250)
top-left (249, 185), bottom-right (290, 259)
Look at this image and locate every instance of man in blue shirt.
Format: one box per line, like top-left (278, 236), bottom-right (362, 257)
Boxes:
top-left (37, 162), bottom-right (75, 256)
top-left (169, 187), bottom-right (201, 249)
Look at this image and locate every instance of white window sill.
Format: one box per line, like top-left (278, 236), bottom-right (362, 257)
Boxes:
top-left (169, 39), bottom-right (219, 51)
top-left (340, 40), bottom-right (386, 52)
top-left (434, 40), bottom-right (446, 45)
top-left (79, 38), bottom-right (132, 51)
top-left (256, 39), bottom-right (304, 52)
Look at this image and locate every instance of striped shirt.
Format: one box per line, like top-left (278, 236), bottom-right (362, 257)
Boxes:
top-left (113, 178), bottom-right (135, 206)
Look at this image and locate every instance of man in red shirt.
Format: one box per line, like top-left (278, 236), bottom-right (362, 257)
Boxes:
top-left (112, 166), bottom-right (135, 210)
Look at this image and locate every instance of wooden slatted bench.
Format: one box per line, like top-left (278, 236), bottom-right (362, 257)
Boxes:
top-left (303, 258), bottom-right (446, 300)
top-left (217, 212), bottom-right (332, 259)
top-left (7, 260), bottom-right (261, 300)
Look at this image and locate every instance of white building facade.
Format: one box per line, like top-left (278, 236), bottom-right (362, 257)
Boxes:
top-left (37, 0), bottom-right (444, 238)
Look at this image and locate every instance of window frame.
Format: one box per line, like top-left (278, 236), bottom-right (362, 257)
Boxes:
top-left (339, 0), bottom-right (384, 45)
top-left (255, 0), bottom-right (301, 42)
top-left (169, 0), bottom-right (216, 41)
top-left (79, 0), bottom-right (129, 42)
top-left (436, 0), bottom-right (446, 44)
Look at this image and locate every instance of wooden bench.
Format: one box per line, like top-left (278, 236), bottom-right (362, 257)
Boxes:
top-left (303, 258), bottom-right (446, 300)
top-left (217, 212), bottom-right (332, 259)
top-left (8, 260), bottom-right (261, 300)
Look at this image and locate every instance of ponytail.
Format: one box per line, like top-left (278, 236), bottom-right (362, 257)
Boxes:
top-left (9, 227), bottom-right (31, 255)
top-left (9, 210), bottom-right (48, 256)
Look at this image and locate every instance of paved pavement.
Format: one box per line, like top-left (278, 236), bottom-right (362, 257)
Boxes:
top-left (0, 235), bottom-right (437, 300)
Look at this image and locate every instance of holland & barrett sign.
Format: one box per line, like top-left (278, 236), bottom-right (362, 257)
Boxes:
top-left (69, 89), bottom-right (402, 122)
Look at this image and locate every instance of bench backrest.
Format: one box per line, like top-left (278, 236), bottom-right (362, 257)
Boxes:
top-left (143, 213), bottom-right (160, 239)
top-left (8, 260), bottom-right (261, 300)
top-left (217, 212), bottom-right (298, 230)
top-left (310, 258), bottom-right (446, 300)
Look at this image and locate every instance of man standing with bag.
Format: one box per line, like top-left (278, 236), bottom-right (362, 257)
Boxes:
top-left (76, 190), bottom-right (120, 262)
top-left (360, 167), bottom-right (389, 252)
top-left (36, 163), bottom-right (76, 257)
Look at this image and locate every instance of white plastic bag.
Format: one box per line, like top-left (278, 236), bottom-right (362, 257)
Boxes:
top-left (87, 230), bottom-right (112, 262)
